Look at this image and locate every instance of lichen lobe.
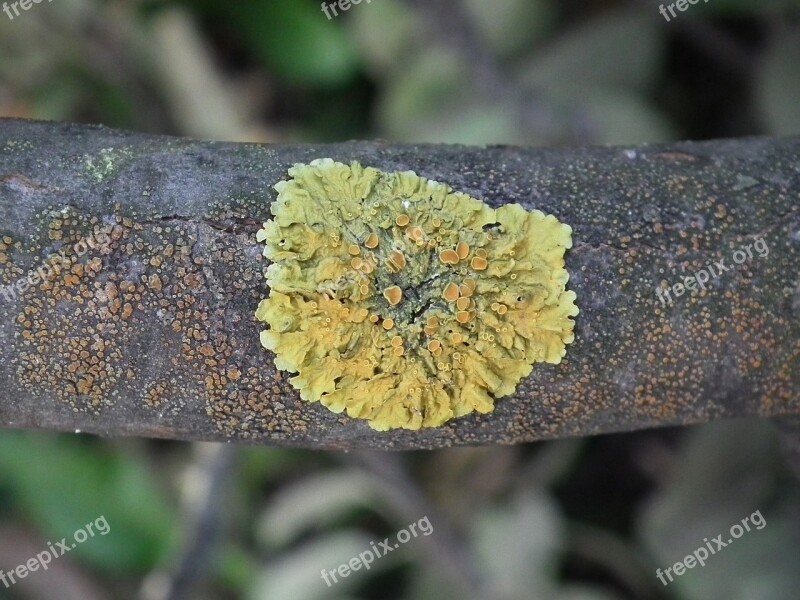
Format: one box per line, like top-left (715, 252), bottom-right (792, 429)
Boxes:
top-left (256, 159), bottom-right (579, 431)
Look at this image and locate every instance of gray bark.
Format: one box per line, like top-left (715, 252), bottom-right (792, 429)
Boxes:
top-left (0, 118), bottom-right (798, 449)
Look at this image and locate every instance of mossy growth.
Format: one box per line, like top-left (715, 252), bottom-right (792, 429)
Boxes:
top-left (256, 159), bottom-right (579, 431)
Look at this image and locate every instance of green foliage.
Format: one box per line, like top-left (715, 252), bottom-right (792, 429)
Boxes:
top-left (0, 432), bottom-right (177, 572)
top-left (182, 0), bottom-right (360, 86)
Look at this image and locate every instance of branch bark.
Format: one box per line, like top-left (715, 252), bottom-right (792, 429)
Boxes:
top-left (0, 118), bottom-right (798, 449)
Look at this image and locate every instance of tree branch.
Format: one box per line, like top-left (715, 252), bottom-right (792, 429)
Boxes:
top-left (0, 118), bottom-right (798, 449)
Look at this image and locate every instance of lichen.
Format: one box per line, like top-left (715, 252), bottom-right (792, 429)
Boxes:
top-left (83, 147), bottom-right (134, 183)
top-left (256, 159), bottom-right (579, 431)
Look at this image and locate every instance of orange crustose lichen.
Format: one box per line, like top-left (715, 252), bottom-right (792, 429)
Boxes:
top-left (256, 159), bottom-right (579, 431)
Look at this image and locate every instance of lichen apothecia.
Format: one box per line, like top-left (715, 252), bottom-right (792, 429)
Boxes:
top-left (256, 159), bottom-right (579, 431)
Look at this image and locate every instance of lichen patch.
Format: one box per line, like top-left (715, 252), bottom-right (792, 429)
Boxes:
top-left (256, 159), bottom-right (579, 431)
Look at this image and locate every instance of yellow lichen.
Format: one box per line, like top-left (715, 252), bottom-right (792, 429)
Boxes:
top-left (256, 159), bottom-right (579, 431)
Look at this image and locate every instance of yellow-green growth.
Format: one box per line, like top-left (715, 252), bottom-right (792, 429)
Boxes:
top-left (256, 159), bottom-right (579, 431)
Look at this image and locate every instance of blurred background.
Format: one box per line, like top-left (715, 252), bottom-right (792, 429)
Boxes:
top-left (1, 0), bottom-right (800, 598)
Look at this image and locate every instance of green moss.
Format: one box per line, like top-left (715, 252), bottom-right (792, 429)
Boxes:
top-left (256, 159), bottom-right (579, 431)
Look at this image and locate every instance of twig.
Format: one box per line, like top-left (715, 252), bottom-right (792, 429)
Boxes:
top-left (139, 443), bottom-right (238, 600)
top-left (0, 119), bottom-right (798, 449)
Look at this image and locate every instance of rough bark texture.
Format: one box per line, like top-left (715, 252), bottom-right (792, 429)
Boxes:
top-left (0, 118), bottom-right (798, 449)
